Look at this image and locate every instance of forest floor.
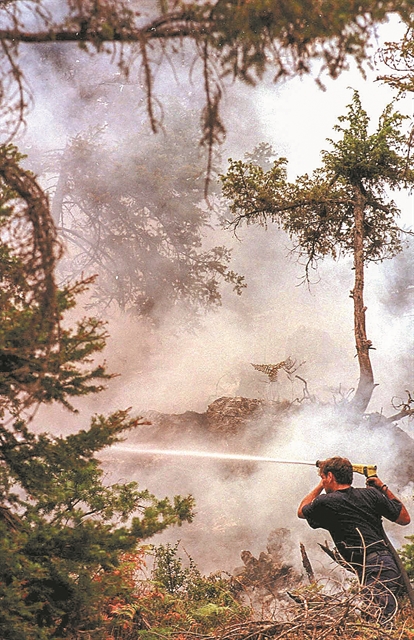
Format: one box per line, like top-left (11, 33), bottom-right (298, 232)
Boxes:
top-left (103, 554), bottom-right (414, 640)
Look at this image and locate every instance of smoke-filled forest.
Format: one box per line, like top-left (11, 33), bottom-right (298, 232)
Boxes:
top-left (0, 1), bottom-right (413, 638)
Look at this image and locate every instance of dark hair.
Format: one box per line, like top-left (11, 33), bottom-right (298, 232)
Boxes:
top-left (317, 456), bottom-right (353, 485)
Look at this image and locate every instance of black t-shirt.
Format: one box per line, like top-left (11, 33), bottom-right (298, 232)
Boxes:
top-left (302, 487), bottom-right (402, 566)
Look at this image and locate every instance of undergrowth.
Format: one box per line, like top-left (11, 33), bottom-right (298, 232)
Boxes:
top-left (102, 542), bottom-right (251, 640)
top-left (96, 543), bottom-right (414, 640)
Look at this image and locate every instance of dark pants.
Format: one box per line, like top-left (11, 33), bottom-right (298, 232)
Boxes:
top-left (360, 550), bottom-right (402, 622)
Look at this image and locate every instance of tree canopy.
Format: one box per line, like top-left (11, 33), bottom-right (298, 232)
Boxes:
top-left (221, 91), bottom-right (414, 414)
top-left (0, 1), bottom-right (412, 154)
top-left (378, 26), bottom-right (414, 94)
top-left (41, 121), bottom-right (245, 322)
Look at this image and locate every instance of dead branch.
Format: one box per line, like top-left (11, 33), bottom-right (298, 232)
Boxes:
top-left (214, 585), bottom-right (395, 640)
top-left (386, 408), bottom-right (414, 423)
top-left (318, 542), bottom-right (353, 573)
top-left (293, 376), bottom-right (318, 405)
top-left (387, 390), bottom-right (414, 422)
top-left (299, 543), bottom-right (315, 584)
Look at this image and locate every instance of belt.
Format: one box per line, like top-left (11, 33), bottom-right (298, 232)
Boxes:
top-left (366, 549), bottom-right (391, 561)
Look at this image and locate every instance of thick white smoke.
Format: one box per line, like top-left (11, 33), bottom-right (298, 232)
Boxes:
top-left (20, 12), bottom-right (414, 579)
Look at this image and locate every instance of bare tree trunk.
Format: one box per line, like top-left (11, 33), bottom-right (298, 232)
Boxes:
top-left (51, 148), bottom-right (69, 226)
top-left (351, 187), bottom-right (375, 414)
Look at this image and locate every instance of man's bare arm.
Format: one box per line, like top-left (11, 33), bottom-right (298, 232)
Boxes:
top-left (297, 480), bottom-right (324, 519)
top-left (367, 476), bottom-right (411, 526)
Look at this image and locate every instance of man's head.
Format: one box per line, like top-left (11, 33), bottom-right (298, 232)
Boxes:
top-left (317, 456), bottom-right (353, 492)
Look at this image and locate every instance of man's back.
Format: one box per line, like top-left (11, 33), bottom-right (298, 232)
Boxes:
top-left (302, 486), bottom-right (402, 564)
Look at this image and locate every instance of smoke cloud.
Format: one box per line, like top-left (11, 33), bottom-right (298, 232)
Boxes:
top-left (19, 13), bottom-right (414, 579)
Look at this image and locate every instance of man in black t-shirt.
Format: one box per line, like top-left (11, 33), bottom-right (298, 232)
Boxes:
top-left (298, 456), bottom-right (411, 622)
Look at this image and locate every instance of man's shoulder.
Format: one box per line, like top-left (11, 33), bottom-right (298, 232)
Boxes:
top-left (303, 489), bottom-right (346, 511)
top-left (301, 490), bottom-right (344, 526)
top-left (346, 486), bottom-right (381, 501)
top-left (309, 487), bottom-right (376, 506)
top-left (317, 488), bottom-right (353, 501)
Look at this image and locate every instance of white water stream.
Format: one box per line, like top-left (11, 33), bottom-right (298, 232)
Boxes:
top-left (105, 446), bottom-right (316, 467)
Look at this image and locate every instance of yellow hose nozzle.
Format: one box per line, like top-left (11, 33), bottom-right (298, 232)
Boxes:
top-left (352, 463), bottom-right (377, 477)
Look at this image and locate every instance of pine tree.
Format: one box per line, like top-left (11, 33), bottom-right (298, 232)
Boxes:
top-left (221, 91), bottom-right (414, 415)
top-left (0, 145), bottom-right (195, 638)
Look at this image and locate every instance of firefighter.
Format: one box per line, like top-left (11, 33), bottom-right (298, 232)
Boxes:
top-left (298, 456), bottom-right (410, 623)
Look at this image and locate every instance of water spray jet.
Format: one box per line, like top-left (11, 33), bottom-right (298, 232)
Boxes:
top-left (106, 446), bottom-right (315, 466)
top-left (105, 446), bottom-right (377, 476)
